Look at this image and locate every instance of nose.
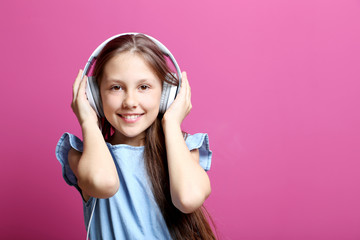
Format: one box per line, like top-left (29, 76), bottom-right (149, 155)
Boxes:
top-left (122, 91), bottom-right (138, 109)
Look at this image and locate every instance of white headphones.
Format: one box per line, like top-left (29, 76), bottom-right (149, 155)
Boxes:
top-left (81, 32), bottom-right (182, 118)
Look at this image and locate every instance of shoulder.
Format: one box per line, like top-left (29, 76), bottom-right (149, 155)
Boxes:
top-left (184, 133), bottom-right (212, 171)
top-left (67, 147), bottom-right (91, 202)
top-left (184, 133), bottom-right (210, 151)
top-left (55, 133), bottom-right (91, 201)
top-left (55, 132), bottom-right (84, 186)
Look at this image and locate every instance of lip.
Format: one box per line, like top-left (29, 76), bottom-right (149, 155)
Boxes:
top-left (118, 113), bottom-right (144, 123)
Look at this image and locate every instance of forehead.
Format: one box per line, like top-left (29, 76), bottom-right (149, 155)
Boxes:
top-left (102, 52), bottom-right (159, 83)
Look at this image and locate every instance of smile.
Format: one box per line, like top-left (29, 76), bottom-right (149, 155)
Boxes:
top-left (118, 114), bottom-right (144, 123)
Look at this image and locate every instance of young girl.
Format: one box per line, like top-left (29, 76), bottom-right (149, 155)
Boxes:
top-left (56, 33), bottom-right (215, 239)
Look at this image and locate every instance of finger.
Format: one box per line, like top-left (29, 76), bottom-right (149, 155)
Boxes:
top-left (181, 71), bottom-right (187, 86)
top-left (78, 74), bottom-right (88, 100)
top-left (183, 72), bottom-right (191, 101)
top-left (180, 71), bottom-right (188, 97)
top-left (185, 73), bottom-right (192, 112)
top-left (73, 69), bottom-right (84, 99)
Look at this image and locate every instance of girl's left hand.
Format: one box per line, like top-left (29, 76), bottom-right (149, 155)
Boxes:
top-left (162, 71), bottom-right (192, 126)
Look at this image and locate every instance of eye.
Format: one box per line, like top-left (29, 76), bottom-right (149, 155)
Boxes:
top-left (139, 85), bottom-right (150, 91)
top-left (111, 85), bottom-right (122, 91)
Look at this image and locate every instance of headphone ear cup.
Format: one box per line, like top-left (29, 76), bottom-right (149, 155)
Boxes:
top-left (166, 84), bottom-right (178, 110)
top-left (86, 76), bottom-right (104, 118)
top-left (159, 73), bottom-right (179, 114)
top-left (159, 81), bottom-right (170, 114)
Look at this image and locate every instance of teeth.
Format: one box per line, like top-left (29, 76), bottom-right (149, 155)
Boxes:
top-left (122, 115), bottom-right (140, 120)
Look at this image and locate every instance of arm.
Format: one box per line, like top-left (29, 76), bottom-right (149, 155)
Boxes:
top-left (162, 72), bottom-right (211, 214)
top-left (69, 70), bottom-right (119, 200)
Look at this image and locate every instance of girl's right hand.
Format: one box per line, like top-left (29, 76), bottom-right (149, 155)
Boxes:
top-left (71, 69), bottom-right (98, 127)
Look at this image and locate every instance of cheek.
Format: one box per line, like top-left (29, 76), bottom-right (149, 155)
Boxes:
top-left (102, 95), bottom-right (119, 112)
top-left (143, 91), bottom-right (162, 110)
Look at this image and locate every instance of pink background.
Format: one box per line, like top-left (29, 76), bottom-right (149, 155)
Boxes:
top-left (1, 0), bottom-right (359, 239)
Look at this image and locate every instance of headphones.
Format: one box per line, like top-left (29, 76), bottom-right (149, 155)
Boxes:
top-left (80, 32), bottom-right (182, 118)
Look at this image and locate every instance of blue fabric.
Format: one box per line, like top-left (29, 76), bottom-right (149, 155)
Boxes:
top-left (55, 132), bottom-right (212, 240)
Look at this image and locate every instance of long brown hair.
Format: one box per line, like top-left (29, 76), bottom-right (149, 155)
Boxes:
top-left (92, 34), bottom-right (216, 239)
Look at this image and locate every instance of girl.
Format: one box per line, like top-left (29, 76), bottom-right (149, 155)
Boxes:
top-left (56, 33), bottom-right (216, 239)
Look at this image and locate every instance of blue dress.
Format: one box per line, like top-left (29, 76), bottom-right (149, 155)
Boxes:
top-left (55, 132), bottom-right (212, 240)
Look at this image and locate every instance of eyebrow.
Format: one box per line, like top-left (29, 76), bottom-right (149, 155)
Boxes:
top-left (104, 77), bottom-right (156, 85)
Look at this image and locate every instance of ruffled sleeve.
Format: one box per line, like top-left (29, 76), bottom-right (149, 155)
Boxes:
top-left (55, 133), bottom-right (83, 190)
top-left (185, 133), bottom-right (212, 171)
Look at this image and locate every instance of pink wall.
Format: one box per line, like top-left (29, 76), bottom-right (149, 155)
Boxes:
top-left (1, 0), bottom-right (359, 239)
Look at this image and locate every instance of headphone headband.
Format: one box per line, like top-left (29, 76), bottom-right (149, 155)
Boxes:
top-left (82, 32), bottom-right (182, 87)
